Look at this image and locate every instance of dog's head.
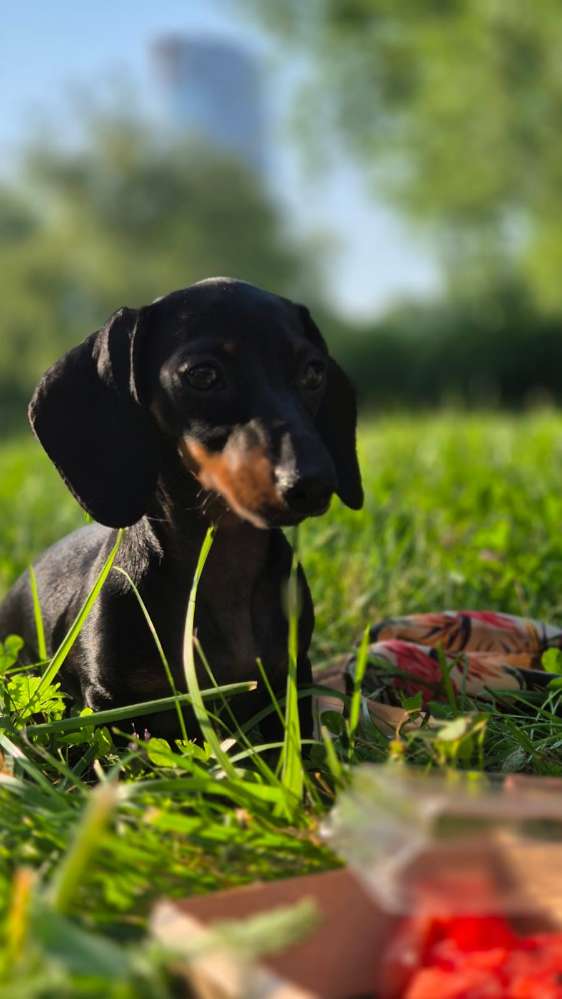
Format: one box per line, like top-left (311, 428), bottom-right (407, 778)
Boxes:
top-left (29, 278), bottom-right (363, 529)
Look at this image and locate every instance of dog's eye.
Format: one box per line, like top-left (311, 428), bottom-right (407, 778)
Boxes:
top-left (298, 360), bottom-right (326, 392)
top-left (182, 363), bottom-right (222, 391)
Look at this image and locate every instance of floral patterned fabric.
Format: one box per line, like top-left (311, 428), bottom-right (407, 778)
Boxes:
top-left (344, 611), bottom-right (562, 706)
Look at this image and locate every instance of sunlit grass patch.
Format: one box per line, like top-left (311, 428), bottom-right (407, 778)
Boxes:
top-left (3, 410), bottom-right (562, 990)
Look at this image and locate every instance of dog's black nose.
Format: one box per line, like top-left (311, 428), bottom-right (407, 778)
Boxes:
top-left (282, 476), bottom-right (334, 516)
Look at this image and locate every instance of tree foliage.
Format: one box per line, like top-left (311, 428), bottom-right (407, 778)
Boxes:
top-left (0, 108), bottom-right (314, 423)
top-left (244, 0), bottom-right (562, 307)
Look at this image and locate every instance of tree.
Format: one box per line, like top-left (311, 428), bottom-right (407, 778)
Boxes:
top-left (0, 105), bottom-right (317, 422)
top-left (243, 0), bottom-right (562, 308)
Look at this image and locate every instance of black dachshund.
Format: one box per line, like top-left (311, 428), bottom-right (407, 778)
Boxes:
top-left (0, 278), bottom-right (362, 741)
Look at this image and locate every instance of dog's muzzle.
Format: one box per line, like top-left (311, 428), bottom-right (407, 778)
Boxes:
top-left (179, 432), bottom-right (335, 527)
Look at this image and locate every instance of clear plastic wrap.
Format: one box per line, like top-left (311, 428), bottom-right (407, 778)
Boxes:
top-left (324, 766), bottom-right (562, 920)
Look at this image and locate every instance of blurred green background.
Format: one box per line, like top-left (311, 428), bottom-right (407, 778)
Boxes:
top-left (2, 0), bottom-right (562, 432)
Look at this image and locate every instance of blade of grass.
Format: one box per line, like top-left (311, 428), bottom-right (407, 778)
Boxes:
top-left (189, 637), bottom-right (246, 740)
top-left (255, 656), bottom-right (285, 727)
top-left (21, 530), bottom-right (124, 718)
top-left (194, 637), bottom-right (281, 788)
top-left (24, 682), bottom-right (257, 735)
top-left (182, 526), bottom-right (238, 779)
top-left (238, 684), bottom-right (345, 737)
top-left (28, 565), bottom-right (47, 662)
top-left (227, 739), bottom-right (316, 766)
top-left (3, 867), bottom-right (36, 971)
top-left (48, 781), bottom-right (121, 914)
top-left (347, 624), bottom-right (370, 756)
top-left (128, 774), bottom-right (291, 807)
top-left (0, 733), bottom-right (72, 803)
top-left (113, 566), bottom-right (188, 742)
top-left (436, 646), bottom-right (458, 711)
top-left (279, 527), bottom-right (304, 806)
top-left (320, 725), bottom-right (344, 785)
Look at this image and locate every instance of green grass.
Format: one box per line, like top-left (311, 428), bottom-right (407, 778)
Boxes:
top-left (3, 411), bottom-right (562, 993)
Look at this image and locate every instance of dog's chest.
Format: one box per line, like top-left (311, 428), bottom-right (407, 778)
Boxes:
top-left (194, 575), bottom-right (289, 686)
top-left (120, 566), bottom-right (291, 697)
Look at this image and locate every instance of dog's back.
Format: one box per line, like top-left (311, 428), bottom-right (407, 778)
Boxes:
top-left (0, 523), bottom-right (112, 660)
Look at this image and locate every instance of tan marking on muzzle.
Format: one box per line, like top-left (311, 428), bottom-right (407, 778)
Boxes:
top-left (179, 436), bottom-right (284, 527)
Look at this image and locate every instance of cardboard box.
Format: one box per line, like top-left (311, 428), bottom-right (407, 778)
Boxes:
top-left (151, 775), bottom-right (562, 997)
top-left (152, 866), bottom-right (394, 998)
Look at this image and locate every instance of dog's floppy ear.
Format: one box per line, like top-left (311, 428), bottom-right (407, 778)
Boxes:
top-left (298, 305), bottom-right (363, 510)
top-left (28, 306), bottom-right (161, 528)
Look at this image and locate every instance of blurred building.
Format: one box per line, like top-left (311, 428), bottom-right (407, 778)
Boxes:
top-left (151, 35), bottom-right (266, 175)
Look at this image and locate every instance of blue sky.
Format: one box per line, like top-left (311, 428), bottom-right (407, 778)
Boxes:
top-left (0, 0), bottom-right (440, 319)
